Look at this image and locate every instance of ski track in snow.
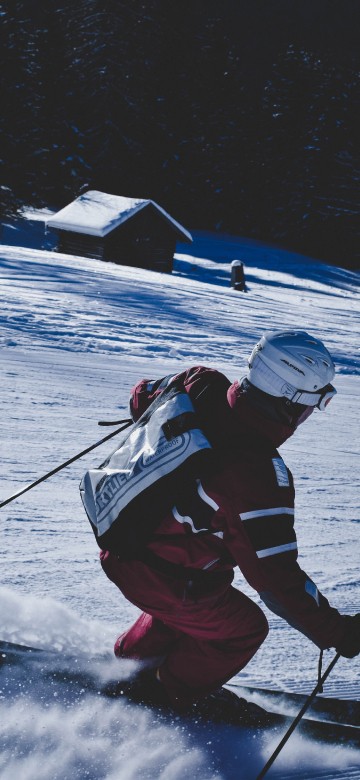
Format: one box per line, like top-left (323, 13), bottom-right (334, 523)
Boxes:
top-left (0, 232), bottom-right (359, 779)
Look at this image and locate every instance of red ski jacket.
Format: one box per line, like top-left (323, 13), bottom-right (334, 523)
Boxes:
top-left (129, 366), bottom-right (346, 651)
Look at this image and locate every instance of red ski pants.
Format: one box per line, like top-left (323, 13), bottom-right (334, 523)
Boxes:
top-left (100, 550), bottom-right (268, 707)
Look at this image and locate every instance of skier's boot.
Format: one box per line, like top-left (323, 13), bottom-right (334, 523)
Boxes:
top-left (185, 686), bottom-right (278, 727)
top-left (103, 666), bottom-right (171, 709)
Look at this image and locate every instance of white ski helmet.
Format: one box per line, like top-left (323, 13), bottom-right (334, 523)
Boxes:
top-left (247, 330), bottom-right (336, 409)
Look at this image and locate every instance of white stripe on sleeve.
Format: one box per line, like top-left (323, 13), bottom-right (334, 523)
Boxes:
top-left (241, 507), bottom-right (294, 521)
top-left (256, 542), bottom-right (298, 558)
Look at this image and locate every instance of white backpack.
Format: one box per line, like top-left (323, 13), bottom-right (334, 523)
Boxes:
top-left (80, 384), bottom-right (213, 558)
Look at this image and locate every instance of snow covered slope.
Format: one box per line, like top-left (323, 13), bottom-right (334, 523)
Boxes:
top-left (0, 232), bottom-right (359, 779)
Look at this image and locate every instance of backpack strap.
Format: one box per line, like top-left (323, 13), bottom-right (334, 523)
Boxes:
top-left (162, 411), bottom-right (197, 440)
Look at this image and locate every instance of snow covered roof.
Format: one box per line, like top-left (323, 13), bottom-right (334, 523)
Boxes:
top-left (46, 191), bottom-right (193, 242)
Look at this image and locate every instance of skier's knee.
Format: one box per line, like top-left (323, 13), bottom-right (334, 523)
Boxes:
top-left (250, 602), bottom-right (269, 647)
top-left (258, 610), bottom-right (269, 644)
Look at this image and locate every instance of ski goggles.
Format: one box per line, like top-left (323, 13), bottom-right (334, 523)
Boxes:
top-left (295, 384), bottom-right (337, 426)
top-left (290, 382), bottom-right (337, 410)
top-left (316, 383), bottom-right (337, 410)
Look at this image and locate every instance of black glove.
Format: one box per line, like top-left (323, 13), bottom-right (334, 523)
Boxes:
top-left (336, 614), bottom-right (360, 658)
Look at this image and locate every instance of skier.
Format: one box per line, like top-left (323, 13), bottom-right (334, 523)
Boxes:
top-left (100, 330), bottom-right (360, 717)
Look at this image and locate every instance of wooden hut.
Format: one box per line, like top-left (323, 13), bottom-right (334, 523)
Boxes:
top-left (46, 190), bottom-right (192, 273)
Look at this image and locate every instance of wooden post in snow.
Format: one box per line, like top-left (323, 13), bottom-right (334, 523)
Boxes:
top-left (231, 259), bottom-right (246, 291)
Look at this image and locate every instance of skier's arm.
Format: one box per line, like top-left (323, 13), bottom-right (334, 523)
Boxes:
top-left (216, 459), bottom-right (348, 651)
top-left (227, 511), bottom-right (347, 650)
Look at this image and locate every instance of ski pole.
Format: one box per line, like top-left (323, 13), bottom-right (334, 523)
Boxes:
top-left (255, 652), bottom-right (340, 780)
top-left (0, 419), bottom-right (133, 509)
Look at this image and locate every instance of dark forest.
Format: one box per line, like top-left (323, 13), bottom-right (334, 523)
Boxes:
top-left (2, 0), bottom-right (359, 267)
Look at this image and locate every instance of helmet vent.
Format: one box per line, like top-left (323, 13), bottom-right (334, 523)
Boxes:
top-left (302, 354), bottom-right (316, 365)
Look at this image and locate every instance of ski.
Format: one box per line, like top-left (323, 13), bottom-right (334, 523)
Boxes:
top-left (227, 681), bottom-right (360, 727)
top-left (1, 640), bottom-right (359, 747)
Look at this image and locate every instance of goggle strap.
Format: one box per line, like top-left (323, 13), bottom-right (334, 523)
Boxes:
top-left (291, 389), bottom-right (322, 406)
top-left (290, 387), bottom-right (336, 408)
